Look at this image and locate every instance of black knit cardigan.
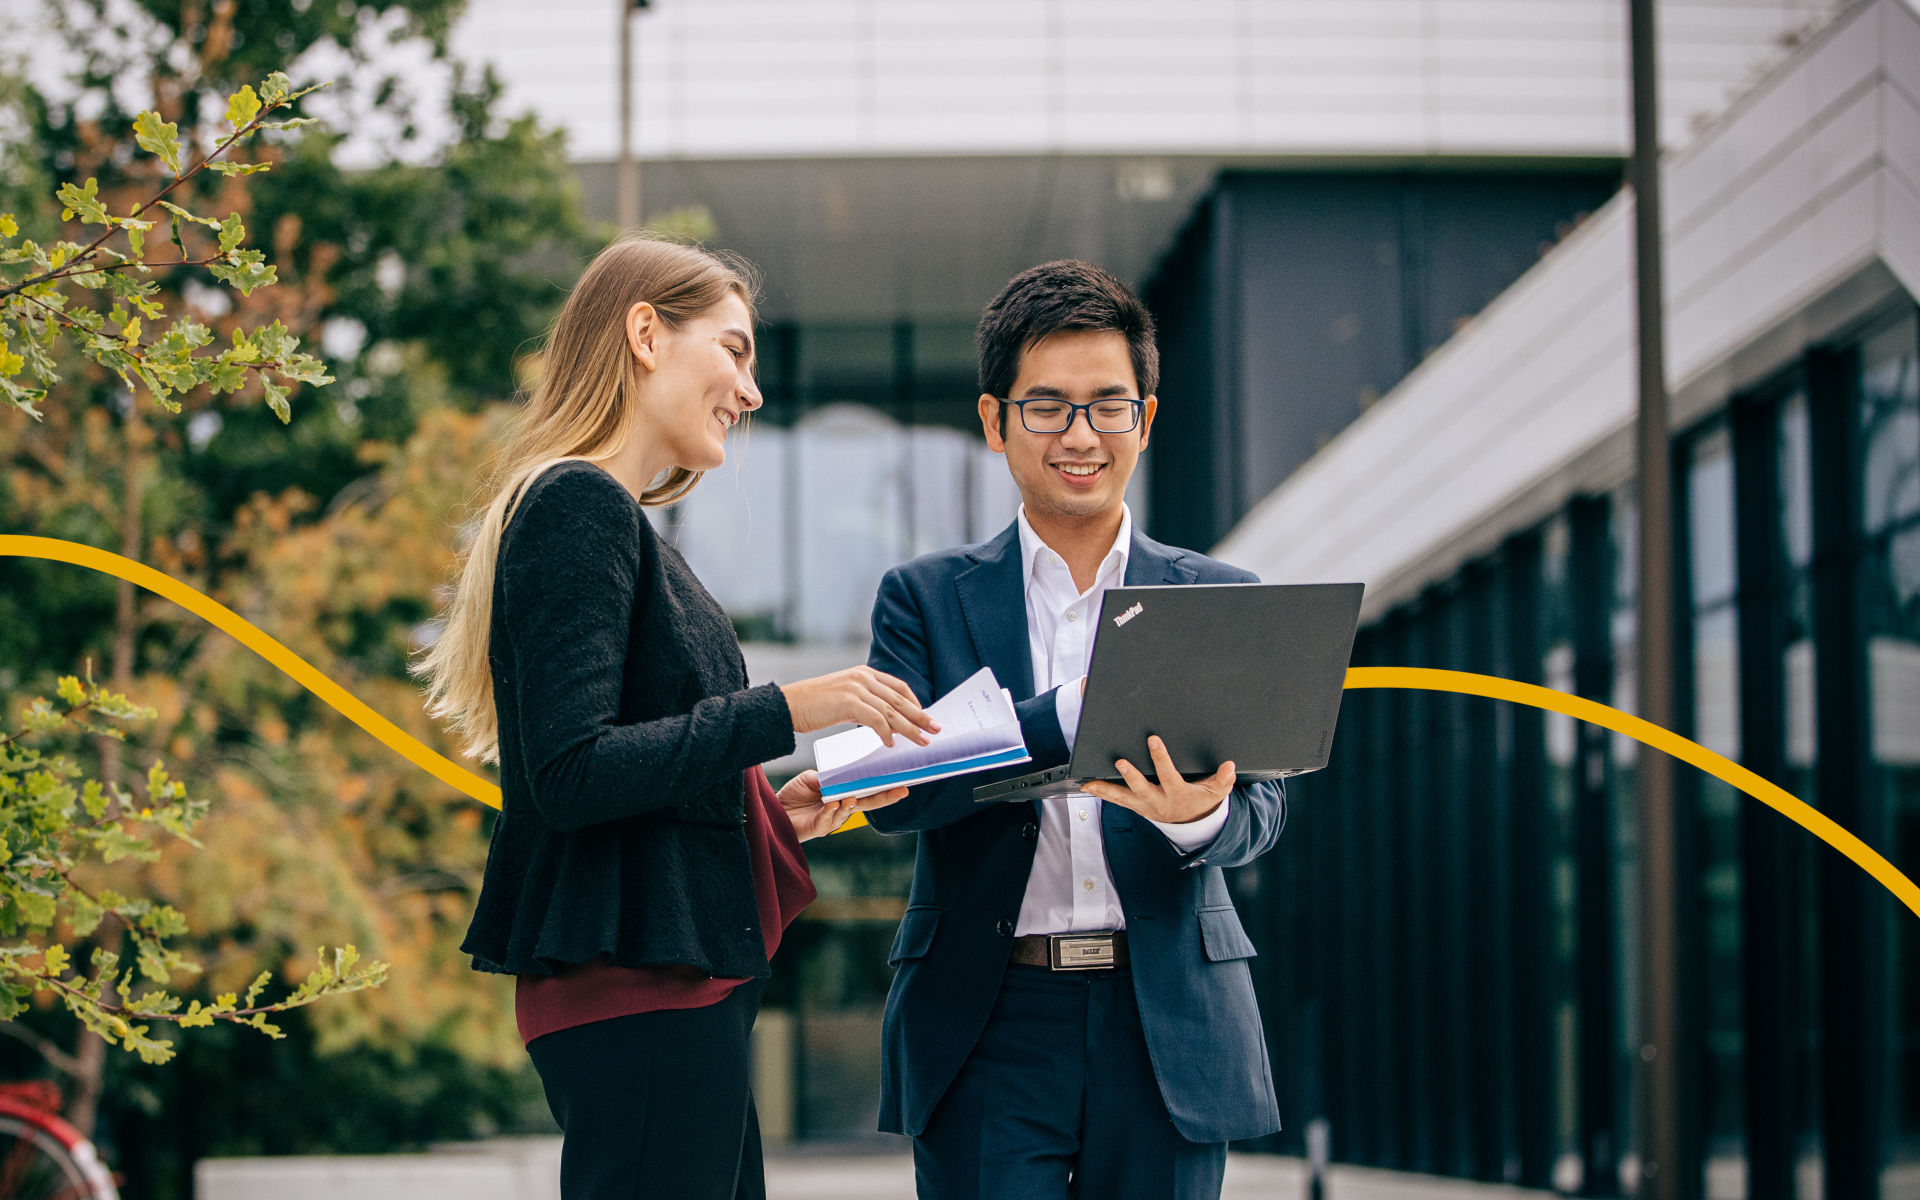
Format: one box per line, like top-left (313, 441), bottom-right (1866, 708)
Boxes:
top-left (460, 460), bottom-right (797, 978)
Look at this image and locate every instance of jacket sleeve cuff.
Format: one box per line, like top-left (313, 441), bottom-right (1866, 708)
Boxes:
top-left (743, 681), bottom-right (799, 764)
top-left (1015, 687), bottom-right (1071, 771)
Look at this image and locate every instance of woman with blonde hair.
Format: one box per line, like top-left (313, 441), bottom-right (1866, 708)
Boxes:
top-left (419, 234), bottom-right (935, 1199)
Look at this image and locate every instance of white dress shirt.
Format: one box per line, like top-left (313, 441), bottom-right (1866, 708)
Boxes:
top-left (1013, 505), bottom-right (1231, 936)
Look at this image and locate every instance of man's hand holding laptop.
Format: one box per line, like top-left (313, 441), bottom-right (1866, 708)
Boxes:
top-left (1080, 734), bottom-right (1235, 825)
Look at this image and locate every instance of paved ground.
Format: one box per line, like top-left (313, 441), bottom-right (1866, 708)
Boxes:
top-left (198, 1141), bottom-right (1563, 1200)
top-left (763, 1150), bottom-right (1558, 1200)
top-left (764, 1150), bottom-right (1302, 1199)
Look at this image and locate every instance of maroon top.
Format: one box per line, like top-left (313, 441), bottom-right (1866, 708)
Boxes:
top-left (515, 766), bottom-right (817, 1044)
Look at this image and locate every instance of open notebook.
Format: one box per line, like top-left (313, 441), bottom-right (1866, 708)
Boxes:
top-left (813, 667), bottom-right (1030, 800)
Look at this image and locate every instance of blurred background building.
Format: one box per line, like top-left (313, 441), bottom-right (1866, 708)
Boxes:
top-left (416, 2), bottom-right (1916, 1197)
top-left (5, 0), bottom-right (1911, 1196)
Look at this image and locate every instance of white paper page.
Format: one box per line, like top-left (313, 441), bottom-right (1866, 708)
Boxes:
top-left (814, 667), bottom-right (1020, 783)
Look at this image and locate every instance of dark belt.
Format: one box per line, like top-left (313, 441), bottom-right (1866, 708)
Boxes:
top-left (1010, 930), bottom-right (1129, 971)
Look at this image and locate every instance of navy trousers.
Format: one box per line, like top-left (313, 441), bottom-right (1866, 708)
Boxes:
top-left (913, 963), bottom-right (1228, 1200)
top-left (526, 979), bottom-right (766, 1200)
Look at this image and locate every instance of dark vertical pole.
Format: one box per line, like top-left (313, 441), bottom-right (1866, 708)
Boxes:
top-left (1571, 496), bottom-right (1621, 1195)
top-left (1807, 344), bottom-right (1884, 1200)
top-left (1344, 654), bottom-right (1371, 1163)
top-left (1212, 187), bottom-right (1244, 546)
top-left (615, 0), bottom-right (641, 229)
top-left (1404, 600), bottom-right (1438, 1175)
top-left (1628, 1), bottom-right (1685, 1196)
top-left (1483, 555), bottom-right (1521, 1184)
top-left (779, 325), bottom-right (804, 641)
top-left (1506, 530), bottom-right (1554, 1189)
top-left (1436, 587), bottom-right (1474, 1178)
top-left (1370, 617), bottom-right (1409, 1170)
top-left (1464, 563), bottom-right (1508, 1183)
top-left (1732, 394), bottom-right (1793, 1200)
top-left (894, 322), bottom-right (917, 562)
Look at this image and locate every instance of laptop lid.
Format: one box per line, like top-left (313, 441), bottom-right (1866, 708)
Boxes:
top-left (1063, 581), bottom-right (1364, 783)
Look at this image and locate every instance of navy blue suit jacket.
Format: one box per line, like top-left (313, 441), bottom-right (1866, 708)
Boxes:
top-left (864, 521), bottom-right (1286, 1144)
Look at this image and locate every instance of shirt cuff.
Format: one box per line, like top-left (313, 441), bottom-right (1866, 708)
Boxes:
top-left (1055, 677), bottom-right (1086, 751)
top-left (1149, 794), bottom-right (1230, 852)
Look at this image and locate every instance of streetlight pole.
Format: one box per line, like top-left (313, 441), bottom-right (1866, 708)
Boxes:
top-left (616, 0), bottom-right (651, 230)
top-left (1628, 1), bottom-right (1684, 1198)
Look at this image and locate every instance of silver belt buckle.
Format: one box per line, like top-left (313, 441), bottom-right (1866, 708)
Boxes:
top-left (1048, 933), bottom-right (1116, 971)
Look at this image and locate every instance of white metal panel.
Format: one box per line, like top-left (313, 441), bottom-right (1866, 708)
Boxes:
top-left (1889, 64), bottom-right (1920, 197)
top-left (1876, 157), bottom-right (1920, 302)
top-left (1214, 0), bottom-right (1916, 617)
top-left (433, 0), bottom-right (1843, 162)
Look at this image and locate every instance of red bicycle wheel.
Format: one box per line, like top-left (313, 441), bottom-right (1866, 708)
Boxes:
top-left (0, 1112), bottom-right (117, 1200)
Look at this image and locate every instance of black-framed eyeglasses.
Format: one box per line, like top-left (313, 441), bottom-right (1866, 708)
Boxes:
top-left (999, 397), bottom-right (1144, 435)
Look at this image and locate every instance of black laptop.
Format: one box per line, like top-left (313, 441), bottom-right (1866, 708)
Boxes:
top-left (973, 582), bottom-right (1365, 803)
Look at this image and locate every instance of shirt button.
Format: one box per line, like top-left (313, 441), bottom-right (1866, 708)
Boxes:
top-left (1078, 809), bottom-right (1088, 821)
top-left (1066, 610), bottom-right (1079, 622)
top-left (996, 918), bottom-right (1014, 938)
top-left (1083, 879), bottom-right (1095, 892)
top-left (1022, 821), bottom-right (1038, 840)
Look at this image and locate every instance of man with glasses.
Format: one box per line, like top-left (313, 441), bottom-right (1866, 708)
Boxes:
top-left (863, 260), bottom-right (1286, 1200)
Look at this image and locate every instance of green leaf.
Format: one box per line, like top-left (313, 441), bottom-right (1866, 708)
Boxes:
top-left (277, 355), bottom-right (333, 387)
top-left (55, 676), bottom-right (85, 707)
top-left (125, 221), bottom-right (145, 260)
top-left (205, 360), bottom-right (248, 394)
top-left (208, 251), bottom-right (276, 296)
top-left (131, 111), bottom-right (182, 175)
top-left (41, 944), bottom-right (68, 977)
top-left (13, 892), bottom-right (54, 928)
top-left (217, 213), bottom-right (245, 255)
top-left (242, 970), bottom-right (272, 1009)
top-left (56, 179), bottom-right (108, 226)
top-left (226, 84), bottom-right (262, 131)
top-left (205, 162), bottom-right (271, 178)
top-left (259, 73), bottom-right (294, 105)
top-left (67, 888), bottom-right (103, 938)
top-left (0, 214), bottom-right (16, 238)
top-left (155, 201), bottom-right (218, 229)
top-left (261, 378), bottom-right (291, 423)
top-left (253, 319), bottom-right (296, 360)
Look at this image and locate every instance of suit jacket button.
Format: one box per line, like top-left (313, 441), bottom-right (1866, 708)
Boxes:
top-left (1021, 821), bottom-right (1038, 840)
top-left (996, 919), bottom-right (1014, 938)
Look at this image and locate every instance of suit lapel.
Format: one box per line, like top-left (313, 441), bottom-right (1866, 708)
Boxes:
top-left (1125, 531), bottom-right (1199, 587)
top-left (953, 523), bottom-right (1036, 701)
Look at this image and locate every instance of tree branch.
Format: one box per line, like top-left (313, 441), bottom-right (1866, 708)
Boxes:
top-left (20, 964), bottom-right (365, 1026)
top-left (0, 105), bottom-right (278, 303)
top-left (21, 253), bottom-right (226, 292)
top-left (0, 1020), bottom-right (85, 1078)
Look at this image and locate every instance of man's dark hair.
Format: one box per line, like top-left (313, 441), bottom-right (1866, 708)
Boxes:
top-left (976, 260), bottom-right (1159, 433)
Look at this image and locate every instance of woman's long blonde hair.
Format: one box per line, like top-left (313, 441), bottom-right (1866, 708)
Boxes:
top-left (417, 234), bottom-right (757, 763)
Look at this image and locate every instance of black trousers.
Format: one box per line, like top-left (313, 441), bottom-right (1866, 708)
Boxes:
top-left (913, 964), bottom-right (1227, 1200)
top-left (526, 979), bottom-right (767, 1200)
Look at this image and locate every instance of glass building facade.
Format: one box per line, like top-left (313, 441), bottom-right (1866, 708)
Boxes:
top-left (1245, 303), bottom-right (1920, 1198)
top-left (665, 319), bottom-right (1145, 648)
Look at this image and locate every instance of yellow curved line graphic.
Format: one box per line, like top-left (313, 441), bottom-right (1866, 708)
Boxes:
top-left (1341, 667), bottom-right (1919, 920)
top-left (0, 535), bottom-right (502, 808)
top-left (3, 536), bottom-right (1914, 922)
